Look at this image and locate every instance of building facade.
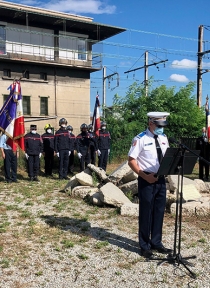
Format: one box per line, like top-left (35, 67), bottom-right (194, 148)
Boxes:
top-left (0, 1), bottom-right (125, 134)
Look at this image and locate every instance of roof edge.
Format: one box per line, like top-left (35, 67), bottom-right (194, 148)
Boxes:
top-left (0, 0), bottom-right (93, 22)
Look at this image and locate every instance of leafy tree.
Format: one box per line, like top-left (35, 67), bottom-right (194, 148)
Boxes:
top-left (105, 81), bottom-right (205, 161)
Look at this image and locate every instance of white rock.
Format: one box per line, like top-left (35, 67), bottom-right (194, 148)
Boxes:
top-left (121, 203), bottom-right (139, 216)
top-left (99, 182), bottom-right (131, 207)
top-left (75, 172), bottom-right (94, 186)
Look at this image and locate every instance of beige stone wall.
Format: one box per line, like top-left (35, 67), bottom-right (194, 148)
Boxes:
top-left (0, 64), bottom-right (91, 137)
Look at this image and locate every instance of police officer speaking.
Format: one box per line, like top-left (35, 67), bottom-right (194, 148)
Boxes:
top-left (24, 124), bottom-right (43, 181)
top-left (128, 111), bottom-right (172, 259)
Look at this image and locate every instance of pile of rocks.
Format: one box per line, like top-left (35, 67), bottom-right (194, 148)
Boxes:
top-left (64, 161), bottom-right (210, 216)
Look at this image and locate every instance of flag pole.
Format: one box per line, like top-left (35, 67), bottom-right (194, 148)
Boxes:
top-left (206, 95), bottom-right (210, 142)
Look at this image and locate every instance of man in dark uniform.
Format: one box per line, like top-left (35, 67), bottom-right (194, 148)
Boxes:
top-left (24, 124), bottom-right (43, 181)
top-left (87, 124), bottom-right (98, 165)
top-left (76, 123), bottom-right (92, 172)
top-left (67, 125), bottom-right (76, 175)
top-left (41, 124), bottom-right (55, 177)
top-left (196, 127), bottom-right (210, 181)
top-left (97, 122), bottom-right (111, 171)
top-left (0, 131), bottom-right (18, 183)
top-left (54, 118), bottom-right (71, 180)
top-left (128, 111), bottom-right (172, 259)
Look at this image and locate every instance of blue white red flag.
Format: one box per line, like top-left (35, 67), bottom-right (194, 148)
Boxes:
top-left (0, 80), bottom-right (25, 151)
top-left (205, 97), bottom-right (209, 117)
top-left (92, 93), bottom-right (101, 136)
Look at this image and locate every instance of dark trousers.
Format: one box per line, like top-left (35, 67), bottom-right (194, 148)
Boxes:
top-left (98, 149), bottom-right (108, 171)
top-left (90, 146), bottom-right (96, 165)
top-left (44, 151), bottom-right (54, 175)
top-left (28, 155), bottom-right (40, 178)
top-left (4, 149), bottom-right (17, 181)
top-left (79, 152), bottom-right (90, 172)
top-left (59, 150), bottom-right (69, 178)
top-left (199, 160), bottom-right (209, 180)
top-left (138, 176), bottom-right (166, 251)
top-left (68, 150), bottom-right (74, 173)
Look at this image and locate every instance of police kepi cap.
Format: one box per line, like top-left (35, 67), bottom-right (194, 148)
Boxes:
top-left (30, 124), bottom-right (37, 129)
top-left (147, 111), bottom-right (170, 127)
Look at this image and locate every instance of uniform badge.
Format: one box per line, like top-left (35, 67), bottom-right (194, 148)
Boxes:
top-left (133, 140), bottom-right (137, 146)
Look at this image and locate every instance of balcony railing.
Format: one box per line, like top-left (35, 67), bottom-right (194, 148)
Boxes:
top-left (0, 40), bottom-right (102, 70)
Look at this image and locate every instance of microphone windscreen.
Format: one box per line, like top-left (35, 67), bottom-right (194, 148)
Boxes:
top-left (169, 137), bottom-right (177, 144)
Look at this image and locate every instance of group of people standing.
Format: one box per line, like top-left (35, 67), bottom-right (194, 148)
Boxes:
top-left (0, 118), bottom-right (111, 182)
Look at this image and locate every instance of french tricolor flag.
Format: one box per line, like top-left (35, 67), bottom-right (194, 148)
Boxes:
top-left (92, 93), bottom-right (101, 136)
top-left (0, 80), bottom-right (25, 151)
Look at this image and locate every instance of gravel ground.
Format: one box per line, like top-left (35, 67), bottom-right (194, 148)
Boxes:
top-left (0, 175), bottom-right (210, 288)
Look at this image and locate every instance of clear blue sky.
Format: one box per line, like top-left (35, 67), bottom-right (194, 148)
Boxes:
top-left (4, 0), bottom-right (210, 111)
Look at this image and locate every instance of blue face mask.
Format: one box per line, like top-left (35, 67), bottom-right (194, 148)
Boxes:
top-left (154, 127), bottom-right (164, 135)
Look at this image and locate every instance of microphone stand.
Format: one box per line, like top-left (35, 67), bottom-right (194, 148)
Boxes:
top-left (151, 139), bottom-right (210, 278)
top-left (170, 144), bottom-right (196, 278)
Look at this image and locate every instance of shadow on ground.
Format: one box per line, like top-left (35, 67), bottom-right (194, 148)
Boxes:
top-left (41, 215), bottom-right (139, 254)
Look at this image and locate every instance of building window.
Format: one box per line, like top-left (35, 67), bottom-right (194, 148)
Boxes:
top-left (40, 72), bottom-right (47, 81)
top-left (23, 96), bottom-right (31, 115)
top-left (0, 25), bottom-right (6, 55)
top-left (78, 39), bottom-right (86, 60)
top-left (23, 70), bottom-right (30, 79)
top-left (3, 69), bottom-right (11, 78)
top-left (3, 94), bottom-right (8, 102)
top-left (3, 94), bottom-right (30, 115)
top-left (40, 96), bottom-right (48, 115)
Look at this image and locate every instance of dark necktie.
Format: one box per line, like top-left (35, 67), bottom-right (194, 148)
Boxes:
top-left (154, 135), bottom-right (163, 163)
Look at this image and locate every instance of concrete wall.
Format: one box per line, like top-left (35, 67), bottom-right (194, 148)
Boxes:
top-left (0, 62), bottom-right (91, 136)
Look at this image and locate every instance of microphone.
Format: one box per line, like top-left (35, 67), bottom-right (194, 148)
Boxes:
top-left (168, 137), bottom-right (187, 149)
top-left (168, 137), bottom-right (179, 145)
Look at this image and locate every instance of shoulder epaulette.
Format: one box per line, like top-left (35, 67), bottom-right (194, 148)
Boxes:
top-left (136, 131), bottom-right (146, 139)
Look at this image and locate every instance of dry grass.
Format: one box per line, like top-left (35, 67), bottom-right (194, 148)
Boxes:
top-left (0, 160), bottom-right (210, 287)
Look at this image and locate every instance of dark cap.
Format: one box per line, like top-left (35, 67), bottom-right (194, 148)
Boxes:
top-left (30, 124), bottom-right (37, 130)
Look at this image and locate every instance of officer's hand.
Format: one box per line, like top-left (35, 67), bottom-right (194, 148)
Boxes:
top-left (39, 153), bottom-right (42, 158)
top-left (56, 152), bottom-right (59, 157)
top-left (78, 152), bottom-right (82, 159)
top-left (108, 149), bottom-right (110, 155)
top-left (25, 153), bottom-right (29, 160)
top-left (97, 149), bottom-right (101, 156)
top-left (1, 151), bottom-right (5, 159)
top-left (146, 173), bottom-right (158, 184)
top-left (69, 151), bottom-right (71, 156)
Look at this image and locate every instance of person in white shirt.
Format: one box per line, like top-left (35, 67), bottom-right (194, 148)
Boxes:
top-left (128, 111), bottom-right (172, 259)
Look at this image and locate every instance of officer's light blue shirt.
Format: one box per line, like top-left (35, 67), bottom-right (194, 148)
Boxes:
top-left (0, 134), bottom-right (12, 150)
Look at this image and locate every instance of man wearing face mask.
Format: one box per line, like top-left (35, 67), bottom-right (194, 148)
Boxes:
top-left (76, 123), bottom-right (93, 171)
top-left (41, 124), bottom-right (55, 177)
top-left (196, 127), bottom-right (210, 181)
top-left (24, 124), bottom-right (43, 181)
top-left (66, 125), bottom-right (76, 175)
top-left (97, 122), bottom-right (111, 171)
top-left (87, 124), bottom-right (98, 165)
top-left (54, 118), bottom-right (71, 180)
top-left (128, 112), bottom-right (172, 259)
